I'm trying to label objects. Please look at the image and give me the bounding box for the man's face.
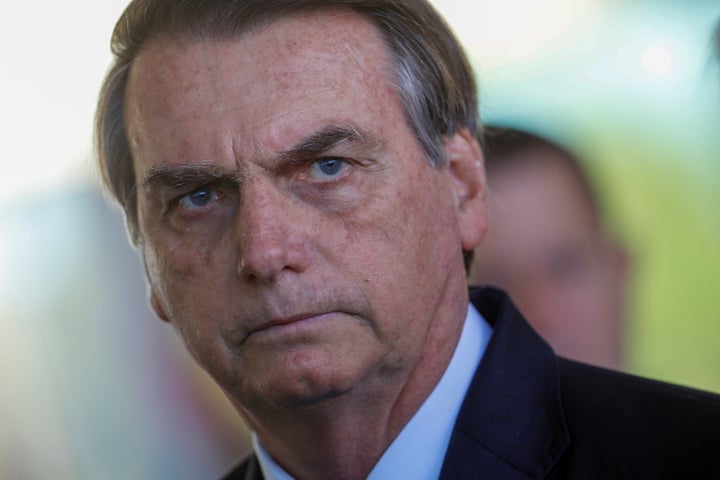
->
[125,12,484,412]
[470,153,627,369]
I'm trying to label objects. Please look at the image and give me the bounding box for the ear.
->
[150,288,171,323]
[445,128,488,251]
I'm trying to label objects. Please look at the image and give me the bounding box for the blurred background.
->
[1,0,719,478]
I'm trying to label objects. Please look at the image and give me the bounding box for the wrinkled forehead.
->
[133,8,394,77]
[127,9,396,113]
[124,9,405,166]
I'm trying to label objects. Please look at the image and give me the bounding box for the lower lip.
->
[252,313,335,340]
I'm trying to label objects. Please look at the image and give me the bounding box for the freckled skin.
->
[125,10,487,479]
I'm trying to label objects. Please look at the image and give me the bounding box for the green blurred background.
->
[1,1,719,479]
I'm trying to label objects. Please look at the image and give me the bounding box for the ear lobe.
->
[150,289,171,323]
[445,128,488,251]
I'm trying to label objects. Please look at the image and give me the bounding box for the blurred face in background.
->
[470,148,628,369]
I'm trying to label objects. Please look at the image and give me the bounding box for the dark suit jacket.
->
[223,287,720,479]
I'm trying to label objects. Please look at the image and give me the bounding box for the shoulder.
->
[468,287,720,478]
[555,358,720,478]
[559,358,720,413]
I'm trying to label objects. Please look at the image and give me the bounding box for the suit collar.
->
[440,287,570,479]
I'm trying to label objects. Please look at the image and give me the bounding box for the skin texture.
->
[469,151,628,369]
[125,11,487,479]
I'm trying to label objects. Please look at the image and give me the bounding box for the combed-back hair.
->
[95,0,480,243]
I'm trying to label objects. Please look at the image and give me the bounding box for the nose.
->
[236,179,307,283]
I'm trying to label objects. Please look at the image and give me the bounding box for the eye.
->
[178,187,218,211]
[309,157,346,179]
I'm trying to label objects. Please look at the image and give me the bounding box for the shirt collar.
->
[254,304,492,480]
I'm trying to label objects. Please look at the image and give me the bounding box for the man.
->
[469,127,628,369]
[96,1,720,479]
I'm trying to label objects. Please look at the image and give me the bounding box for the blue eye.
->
[310,158,345,178]
[179,187,217,210]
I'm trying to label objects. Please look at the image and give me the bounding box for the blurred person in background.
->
[469,127,629,369]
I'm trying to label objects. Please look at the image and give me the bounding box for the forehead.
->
[125,10,399,161]
[153,10,388,78]
[489,152,599,237]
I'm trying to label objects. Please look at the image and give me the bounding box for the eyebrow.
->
[139,124,381,191]
[140,161,241,192]
[276,124,381,167]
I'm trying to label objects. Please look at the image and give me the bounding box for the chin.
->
[233,348,362,410]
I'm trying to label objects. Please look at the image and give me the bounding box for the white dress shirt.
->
[253,304,492,480]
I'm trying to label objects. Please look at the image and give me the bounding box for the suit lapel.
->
[440,288,570,480]
[244,455,264,480]
[221,454,264,480]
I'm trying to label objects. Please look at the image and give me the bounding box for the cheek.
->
[339,171,459,309]
[143,237,237,372]
[142,228,235,324]
[145,236,201,299]
[396,175,458,263]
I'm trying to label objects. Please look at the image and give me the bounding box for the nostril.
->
[237,243,288,283]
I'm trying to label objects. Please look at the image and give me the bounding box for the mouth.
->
[242,311,335,343]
